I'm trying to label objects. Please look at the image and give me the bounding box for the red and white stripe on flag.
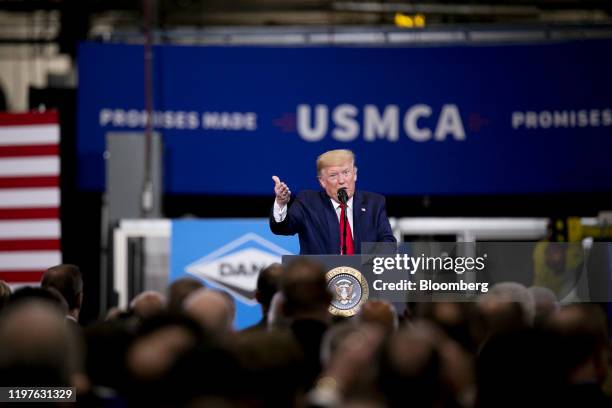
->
[0,111,61,287]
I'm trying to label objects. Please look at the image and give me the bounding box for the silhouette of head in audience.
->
[281,258,332,321]
[256,263,284,319]
[357,300,398,334]
[0,299,84,386]
[184,289,234,335]
[167,277,205,314]
[130,290,166,319]
[42,263,84,322]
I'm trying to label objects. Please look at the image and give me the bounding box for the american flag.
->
[0,112,61,287]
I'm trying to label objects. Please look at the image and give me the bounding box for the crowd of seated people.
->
[0,259,611,407]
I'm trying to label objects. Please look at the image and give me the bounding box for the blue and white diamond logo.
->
[185,233,292,304]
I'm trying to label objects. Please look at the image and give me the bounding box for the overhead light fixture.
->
[394,13,426,28]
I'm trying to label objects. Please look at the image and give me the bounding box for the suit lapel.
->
[320,191,341,254]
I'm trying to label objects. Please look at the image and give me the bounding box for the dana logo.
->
[296,103,466,142]
[185,233,292,304]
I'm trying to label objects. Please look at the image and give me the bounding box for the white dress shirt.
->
[273,196,354,238]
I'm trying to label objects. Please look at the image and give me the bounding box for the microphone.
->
[337,188,348,204]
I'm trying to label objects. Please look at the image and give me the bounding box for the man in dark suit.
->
[270,149,396,255]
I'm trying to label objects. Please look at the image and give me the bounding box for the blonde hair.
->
[316,149,355,176]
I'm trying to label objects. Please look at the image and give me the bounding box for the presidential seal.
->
[326,266,369,317]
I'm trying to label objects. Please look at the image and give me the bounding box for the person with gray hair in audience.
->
[130,291,166,319]
[479,281,536,326]
[183,289,234,335]
[528,286,559,326]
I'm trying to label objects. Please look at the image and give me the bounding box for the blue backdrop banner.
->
[78,40,612,195]
[170,219,299,330]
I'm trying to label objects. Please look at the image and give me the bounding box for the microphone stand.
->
[342,204,347,255]
[338,188,348,255]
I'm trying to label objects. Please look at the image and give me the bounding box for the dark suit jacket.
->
[270,190,396,254]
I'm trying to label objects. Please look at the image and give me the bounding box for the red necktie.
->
[339,203,354,255]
